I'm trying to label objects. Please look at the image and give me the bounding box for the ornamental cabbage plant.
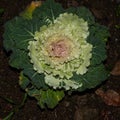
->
[3,0,110,109]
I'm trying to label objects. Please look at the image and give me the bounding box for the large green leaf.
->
[3,16,45,51]
[87,23,110,65]
[88,23,110,44]
[26,88,65,109]
[72,64,109,92]
[9,49,30,69]
[3,17,32,51]
[66,7,95,24]
[23,67,48,89]
[33,0,64,24]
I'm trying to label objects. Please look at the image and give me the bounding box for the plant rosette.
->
[3,0,110,109]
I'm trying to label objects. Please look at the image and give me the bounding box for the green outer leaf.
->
[33,0,64,24]
[3,16,45,51]
[3,11,49,89]
[3,17,19,51]
[72,64,109,92]
[87,23,110,65]
[26,88,65,109]
[9,49,30,69]
[3,17,31,51]
[66,6,95,24]
[88,23,110,43]
[3,17,48,89]
[23,67,48,89]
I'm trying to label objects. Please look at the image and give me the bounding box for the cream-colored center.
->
[49,40,69,58]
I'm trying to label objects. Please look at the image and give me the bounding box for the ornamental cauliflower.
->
[28,13,93,90]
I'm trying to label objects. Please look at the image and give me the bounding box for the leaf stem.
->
[2,93,28,120]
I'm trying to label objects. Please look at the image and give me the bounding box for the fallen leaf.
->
[95,89,120,106]
[111,60,120,76]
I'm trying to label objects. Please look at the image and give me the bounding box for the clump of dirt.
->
[0,0,120,120]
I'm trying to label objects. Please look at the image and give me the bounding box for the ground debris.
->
[74,107,99,120]
[91,8,104,19]
[111,60,120,76]
[95,89,120,106]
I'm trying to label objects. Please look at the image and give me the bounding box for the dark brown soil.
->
[0,0,120,120]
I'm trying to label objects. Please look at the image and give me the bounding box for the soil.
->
[0,0,120,120]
